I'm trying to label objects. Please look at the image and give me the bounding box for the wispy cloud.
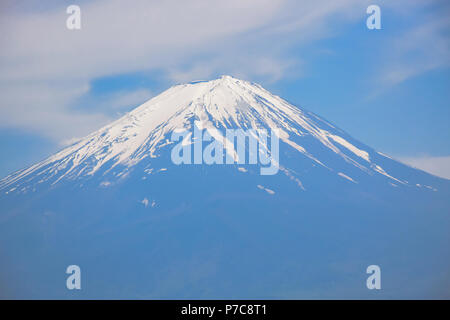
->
[0,81,111,140]
[375,0,450,87]
[3,0,446,143]
[398,155,450,180]
[167,54,299,84]
[85,88,153,113]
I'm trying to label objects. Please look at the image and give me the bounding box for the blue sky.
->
[0,0,449,178]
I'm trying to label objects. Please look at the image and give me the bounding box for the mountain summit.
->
[0,76,441,192]
[0,76,449,299]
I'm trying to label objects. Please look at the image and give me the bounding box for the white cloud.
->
[379,6,450,86]
[1,0,292,141]
[93,89,153,111]
[0,0,285,82]
[0,81,111,141]
[166,54,299,84]
[398,156,450,180]
[4,0,441,143]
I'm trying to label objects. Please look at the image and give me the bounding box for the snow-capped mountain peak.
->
[0,76,440,194]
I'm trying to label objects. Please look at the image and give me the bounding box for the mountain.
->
[0,75,449,299]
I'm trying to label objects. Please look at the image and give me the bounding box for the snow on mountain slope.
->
[0,75,439,194]
[1,76,449,300]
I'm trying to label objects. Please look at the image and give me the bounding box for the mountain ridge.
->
[1,75,444,195]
